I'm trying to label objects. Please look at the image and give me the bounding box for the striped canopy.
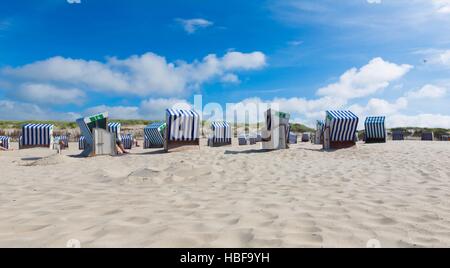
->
[107,122,121,141]
[166,109,200,141]
[0,136,11,149]
[22,123,54,146]
[325,111,359,142]
[211,121,232,144]
[364,116,386,139]
[144,122,166,147]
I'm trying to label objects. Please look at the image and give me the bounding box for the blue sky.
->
[0,0,449,128]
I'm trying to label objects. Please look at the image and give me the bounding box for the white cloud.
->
[0,100,80,121]
[389,113,450,128]
[367,0,382,4]
[176,18,213,34]
[139,98,192,120]
[349,97,408,116]
[317,57,412,100]
[406,84,447,99]
[1,51,267,98]
[82,98,192,120]
[439,50,450,65]
[67,0,81,3]
[222,51,267,70]
[221,73,240,83]
[83,105,140,120]
[14,83,86,105]
[433,0,450,14]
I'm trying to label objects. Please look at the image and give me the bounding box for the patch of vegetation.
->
[289,123,315,133]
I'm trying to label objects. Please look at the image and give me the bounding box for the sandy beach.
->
[0,140,449,248]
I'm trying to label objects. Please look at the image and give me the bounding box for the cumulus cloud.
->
[1,51,267,98]
[406,84,447,99]
[176,18,213,34]
[367,0,382,4]
[389,113,450,128]
[139,98,192,120]
[317,57,412,100]
[14,83,86,106]
[0,100,80,121]
[433,0,450,14]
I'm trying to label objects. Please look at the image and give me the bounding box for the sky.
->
[0,0,449,128]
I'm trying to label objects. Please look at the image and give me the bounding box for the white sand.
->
[0,140,449,248]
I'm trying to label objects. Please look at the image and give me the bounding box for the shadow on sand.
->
[224,149,273,155]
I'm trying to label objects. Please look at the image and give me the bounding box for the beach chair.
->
[364,116,386,143]
[288,132,298,144]
[0,136,11,150]
[392,130,404,141]
[238,134,248,145]
[323,110,359,150]
[20,124,54,149]
[144,122,166,149]
[314,120,324,144]
[121,134,133,149]
[301,133,310,142]
[108,122,121,142]
[421,132,434,141]
[76,112,116,157]
[208,122,232,147]
[261,109,290,150]
[164,109,200,152]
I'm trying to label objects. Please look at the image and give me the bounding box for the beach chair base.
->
[330,141,356,149]
[365,138,386,143]
[164,140,200,152]
[208,139,231,147]
[19,145,51,150]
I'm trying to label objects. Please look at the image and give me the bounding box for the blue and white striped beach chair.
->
[20,123,54,149]
[324,110,359,149]
[314,120,324,144]
[144,122,166,149]
[238,134,247,145]
[421,132,434,141]
[288,132,298,144]
[364,116,386,143]
[208,121,232,147]
[121,134,133,149]
[0,136,11,149]
[108,122,121,142]
[392,130,404,140]
[165,109,200,152]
